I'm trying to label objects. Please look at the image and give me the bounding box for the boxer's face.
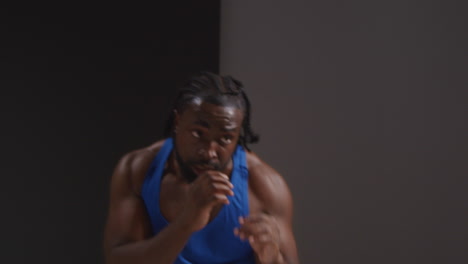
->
[173,98,244,182]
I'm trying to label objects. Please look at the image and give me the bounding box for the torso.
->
[130,139,265,224]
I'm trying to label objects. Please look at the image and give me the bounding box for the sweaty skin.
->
[103,101,299,264]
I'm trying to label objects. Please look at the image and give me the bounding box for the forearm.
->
[106,221,192,264]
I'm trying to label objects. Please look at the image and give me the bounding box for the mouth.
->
[191,165,216,175]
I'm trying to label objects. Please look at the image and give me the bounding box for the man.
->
[103,72,299,264]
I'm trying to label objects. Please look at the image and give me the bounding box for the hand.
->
[234,214,284,264]
[176,171,234,232]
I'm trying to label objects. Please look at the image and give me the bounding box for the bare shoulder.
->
[246,151,293,219]
[104,140,167,252]
[112,139,167,196]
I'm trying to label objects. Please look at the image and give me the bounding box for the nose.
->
[198,140,218,160]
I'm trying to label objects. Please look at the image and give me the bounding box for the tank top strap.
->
[234,144,248,171]
[141,138,174,232]
[229,144,250,216]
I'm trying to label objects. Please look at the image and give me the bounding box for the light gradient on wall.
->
[220,1,468,263]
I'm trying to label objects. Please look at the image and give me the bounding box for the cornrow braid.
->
[164,71,260,150]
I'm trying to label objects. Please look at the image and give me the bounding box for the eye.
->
[220,135,233,145]
[191,130,202,138]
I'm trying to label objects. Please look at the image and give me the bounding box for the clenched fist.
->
[176,171,234,232]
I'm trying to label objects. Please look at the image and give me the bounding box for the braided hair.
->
[164,72,259,150]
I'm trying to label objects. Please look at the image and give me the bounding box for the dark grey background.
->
[1,2,219,263]
[221,0,467,263]
[2,1,467,264]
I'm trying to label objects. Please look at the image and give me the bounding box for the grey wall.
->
[220,1,467,263]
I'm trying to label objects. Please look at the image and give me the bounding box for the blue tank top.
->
[141,138,255,264]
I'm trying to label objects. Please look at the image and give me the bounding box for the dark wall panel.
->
[1,3,219,264]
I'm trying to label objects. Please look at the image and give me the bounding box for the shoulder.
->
[245,151,293,218]
[111,139,167,196]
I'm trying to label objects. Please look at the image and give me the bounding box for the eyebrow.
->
[194,119,210,128]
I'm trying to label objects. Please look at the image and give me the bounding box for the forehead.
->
[180,100,243,128]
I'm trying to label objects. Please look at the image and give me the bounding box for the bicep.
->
[103,155,152,256]
[254,164,299,263]
[104,195,152,248]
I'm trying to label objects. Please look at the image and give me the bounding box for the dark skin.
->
[103,100,299,264]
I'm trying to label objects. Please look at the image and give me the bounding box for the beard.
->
[173,148,223,183]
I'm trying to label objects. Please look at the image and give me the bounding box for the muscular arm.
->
[103,151,191,264]
[248,154,300,264]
